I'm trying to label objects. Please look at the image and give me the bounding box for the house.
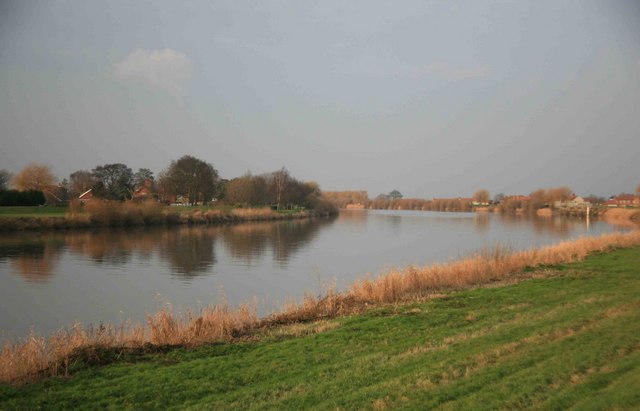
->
[133,179,154,201]
[554,196,591,209]
[78,189,93,203]
[604,195,640,207]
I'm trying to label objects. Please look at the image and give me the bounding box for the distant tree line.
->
[321,186,617,214]
[224,168,331,211]
[0,155,335,213]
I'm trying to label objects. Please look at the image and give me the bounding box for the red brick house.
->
[604,195,640,207]
[133,179,155,201]
[78,189,93,203]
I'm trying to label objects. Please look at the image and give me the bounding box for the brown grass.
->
[0,203,325,232]
[1,230,640,384]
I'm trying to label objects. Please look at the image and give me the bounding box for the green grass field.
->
[1,247,639,410]
[0,206,68,218]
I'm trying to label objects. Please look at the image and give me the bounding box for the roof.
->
[78,189,92,200]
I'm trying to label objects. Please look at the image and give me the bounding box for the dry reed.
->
[2,230,640,384]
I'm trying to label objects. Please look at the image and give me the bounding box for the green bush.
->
[0,190,46,206]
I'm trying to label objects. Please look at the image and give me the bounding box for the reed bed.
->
[0,202,326,232]
[2,230,640,384]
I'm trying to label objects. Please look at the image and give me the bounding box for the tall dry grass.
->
[83,200,166,226]
[2,230,640,384]
[1,202,323,232]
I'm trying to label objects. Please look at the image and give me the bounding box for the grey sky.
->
[1,0,639,198]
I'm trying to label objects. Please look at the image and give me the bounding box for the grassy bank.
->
[0,201,336,231]
[2,244,640,409]
[0,206,68,218]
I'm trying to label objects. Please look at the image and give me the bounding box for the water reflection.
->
[159,227,217,279]
[270,219,332,264]
[219,218,334,266]
[65,230,154,264]
[0,217,336,283]
[496,214,585,236]
[473,213,490,233]
[0,211,629,340]
[0,213,623,287]
[0,235,64,283]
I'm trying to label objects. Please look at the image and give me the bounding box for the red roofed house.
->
[133,179,155,201]
[604,195,640,207]
[78,189,93,203]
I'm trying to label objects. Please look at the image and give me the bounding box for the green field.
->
[0,206,68,218]
[1,247,639,410]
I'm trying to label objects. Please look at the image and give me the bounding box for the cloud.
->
[113,49,193,99]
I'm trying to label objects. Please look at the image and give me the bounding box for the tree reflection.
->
[0,235,64,283]
[496,214,581,236]
[65,228,163,263]
[219,223,269,264]
[158,227,217,279]
[473,213,490,233]
[220,218,335,266]
[270,219,330,264]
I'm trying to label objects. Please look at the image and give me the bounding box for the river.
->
[0,210,627,339]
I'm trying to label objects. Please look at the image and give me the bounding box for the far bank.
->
[0,201,338,232]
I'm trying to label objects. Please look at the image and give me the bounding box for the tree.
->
[69,170,94,197]
[0,169,12,191]
[473,189,490,204]
[584,194,605,205]
[267,167,291,210]
[546,186,573,202]
[530,188,547,210]
[225,173,268,206]
[493,193,505,204]
[162,155,218,205]
[133,168,154,188]
[91,163,134,200]
[12,164,56,192]
[388,190,403,200]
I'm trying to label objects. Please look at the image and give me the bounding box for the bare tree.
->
[270,167,291,210]
[69,170,94,196]
[473,189,490,204]
[12,164,56,192]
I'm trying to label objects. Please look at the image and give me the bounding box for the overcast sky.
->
[1,0,639,198]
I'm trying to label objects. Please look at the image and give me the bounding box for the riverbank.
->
[0,202,337,232]
[2,242,640,409]
[1,230,639,387]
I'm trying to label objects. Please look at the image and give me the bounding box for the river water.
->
[0,210,626,339]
